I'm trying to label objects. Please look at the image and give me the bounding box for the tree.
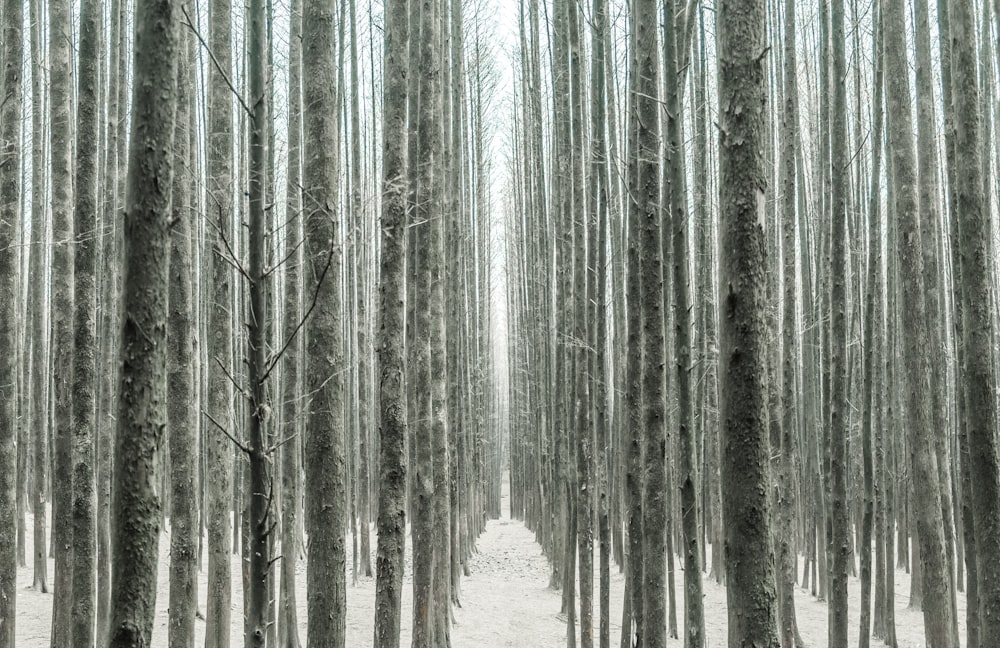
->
[108,0,178,643]
[167,16,198,648]
[70,0,101,643]
[374,0,409,643]
[50,0,77,640]
[279,0,304,645]
[948,0,1000,640]
[0,0,23,638]
[204,0,236,641]
[302,0,347,644]
[716,0,781,644]
[882,0,955,643]
[827,0,850,644]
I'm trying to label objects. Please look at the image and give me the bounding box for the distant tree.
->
[108,0,178,643]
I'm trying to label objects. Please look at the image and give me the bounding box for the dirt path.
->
[14,498,962,647]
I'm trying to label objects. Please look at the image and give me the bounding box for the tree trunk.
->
[716,0,781,644]
[108,0,178,643]
[167,20,198,648]
[882,0,956,644]
[49,0,76,640]
[70,0,101,643]
[205,0,236,641]
[828,0,850,645]
[303,0,347,643]
[373,0,409,643]
[948,0,1000,640]
[631,0,665,645]
[279,0,304,645]
[0,0,23,638]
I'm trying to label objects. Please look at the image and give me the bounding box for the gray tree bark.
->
[0,0,23,639]
[302,0,347,644]
[947,0,1000,640]
[70,0,101,643]
[882,0,955,644]
[716,0,781,644]
[205,0,235,641]
[373,0,409,644]
[108,0,178,644]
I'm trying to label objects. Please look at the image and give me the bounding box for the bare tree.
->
[108,0,178,643]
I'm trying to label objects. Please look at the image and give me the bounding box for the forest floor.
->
[14,486,962,647]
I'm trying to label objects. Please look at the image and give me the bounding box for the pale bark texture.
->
[716,0,781,645]
[108,0,178,644]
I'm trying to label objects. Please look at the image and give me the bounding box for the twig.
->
[203,409,250,455]
[181,5,253,118]
[259,242,335,384]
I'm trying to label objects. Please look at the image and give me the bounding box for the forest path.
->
[14,492,964,647]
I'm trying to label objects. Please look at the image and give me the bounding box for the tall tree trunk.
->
[882,0,956,644]
[717,0,781,644]
[167,19,198,648]
[373,0,409,643]
[624,1,647,640]
[664,1,703,644]
[303,0,347,644]
[28,0,49,597]
[778,0,803,643]
[279,0,304,645]
[0,0,23,638]
[632,0,665,644]
[108,0,178,643]
[828,0,850,645]
[50,0,77,640]
[205,0,236,640]
[70,0,101,644]
[948,0,1000,640]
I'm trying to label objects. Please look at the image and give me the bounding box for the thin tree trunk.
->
[279,0,304,645]
[49,0,76,639]
[0,0,23,637]
[205,0,236,640]
[70,0,101,643]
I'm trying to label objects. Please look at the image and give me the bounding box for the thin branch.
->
[203,409,251,455]
[181,5,253,118]
[259,241,335,384]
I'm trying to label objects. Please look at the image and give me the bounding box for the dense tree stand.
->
[0,1,998,648]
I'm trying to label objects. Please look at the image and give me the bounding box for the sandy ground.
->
[14,487,962,647]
